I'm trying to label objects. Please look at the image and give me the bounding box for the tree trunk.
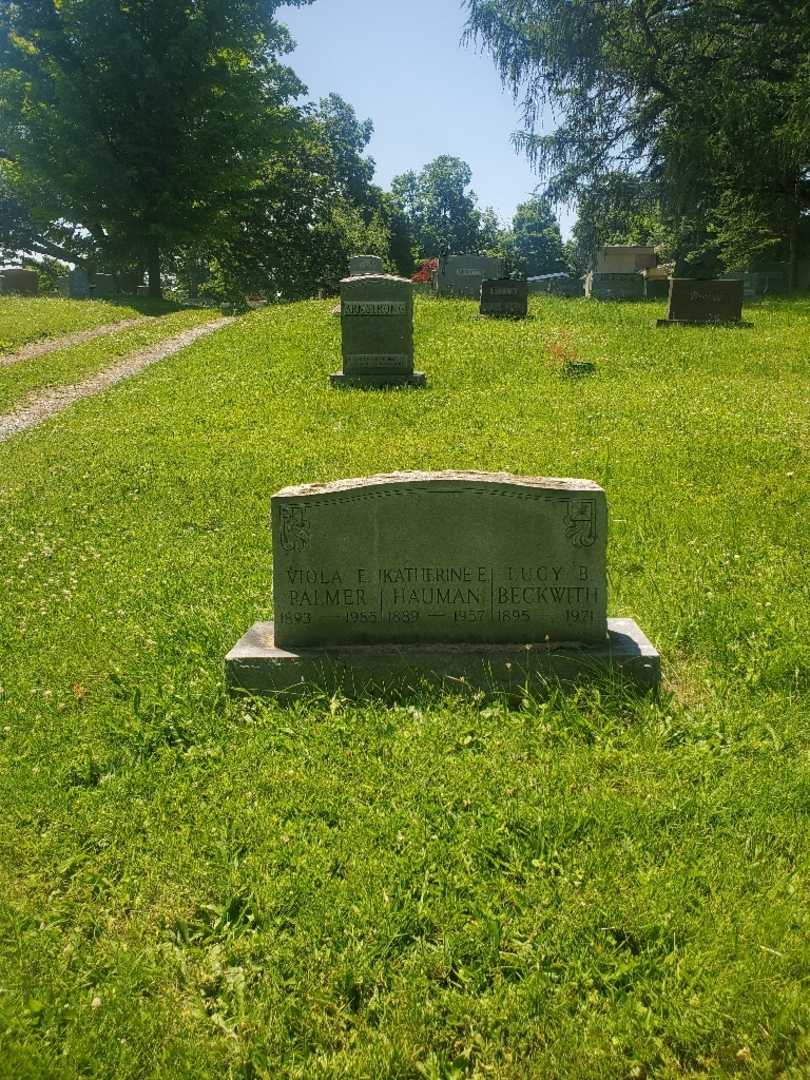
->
[147,241,162,299]
[788,207,799,294]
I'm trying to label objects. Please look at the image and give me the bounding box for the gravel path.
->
[0,318,232,442]
[0,317,148,368]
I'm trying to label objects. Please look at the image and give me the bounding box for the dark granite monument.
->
[435,255,504,298]
[0,268,38,296]
[658,278,745,326]
[92,274,117,298]
[480,279,529,318]
[585,272,645,300]
[528,274,583,298]
[226,471,660,694]
[330,274,426,388]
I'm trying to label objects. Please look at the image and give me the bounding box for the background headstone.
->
[659,278,745,324]
[596,246,657,274]
[92,273,117,298]
[585,272,645,300]
[480,279,528,317]
[642,266,671,299]
[528,274,583,297]
[331,274,426,388]
[436,255,504,298]
[68,268,90,299]
[0,268,39,296]
[349,255,385,277]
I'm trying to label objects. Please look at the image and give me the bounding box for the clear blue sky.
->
[277,0,574,237]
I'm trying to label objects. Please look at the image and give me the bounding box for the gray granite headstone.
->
[528,274,583,298]
[92,273,117,298]
[596,246,657,274]
[436,255,504,298]
[271,473,608,649]
[349,255,385,277]
[642,268,670,300]
[0,268,38,295]
[331,274,426,388]
[480,279,529,317]
[585,272,644,300]
[225,471,661,693]
[659,279,745,325]
[69,269,90,299]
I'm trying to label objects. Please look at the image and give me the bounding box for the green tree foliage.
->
[509,194,568,276]
[464,0,810,283]
[196,95,400,301]
[0,0,313,295]
[391,156,498,258]
[567,173,668,272]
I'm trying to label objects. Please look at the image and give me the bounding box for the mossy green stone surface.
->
[271,472,607,649]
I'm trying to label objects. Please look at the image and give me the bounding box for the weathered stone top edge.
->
[274,472,604,499]
[340,274,413,285]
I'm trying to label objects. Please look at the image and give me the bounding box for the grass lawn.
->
[0,307,221,413]
[0,297,183,355]
[0,295,808,1079]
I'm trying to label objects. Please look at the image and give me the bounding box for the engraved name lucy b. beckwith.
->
[271,472,608,649]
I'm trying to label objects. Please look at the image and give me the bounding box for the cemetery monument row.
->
[331,274,427,389]
[480,279,529,318]
[434,255,504,298]
[658,278,746,326]
[226,471,660,694]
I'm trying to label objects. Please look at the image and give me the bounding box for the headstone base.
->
[330,372,427,389]
[225,618,660,696]
[656,318,753,328]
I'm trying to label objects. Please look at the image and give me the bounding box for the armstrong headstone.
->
[658,278,745,326]
[435,255,504,298]
[349,255,385,277]
[480,279,529,318]
[226,471,660,693]
[330,274,426,388]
